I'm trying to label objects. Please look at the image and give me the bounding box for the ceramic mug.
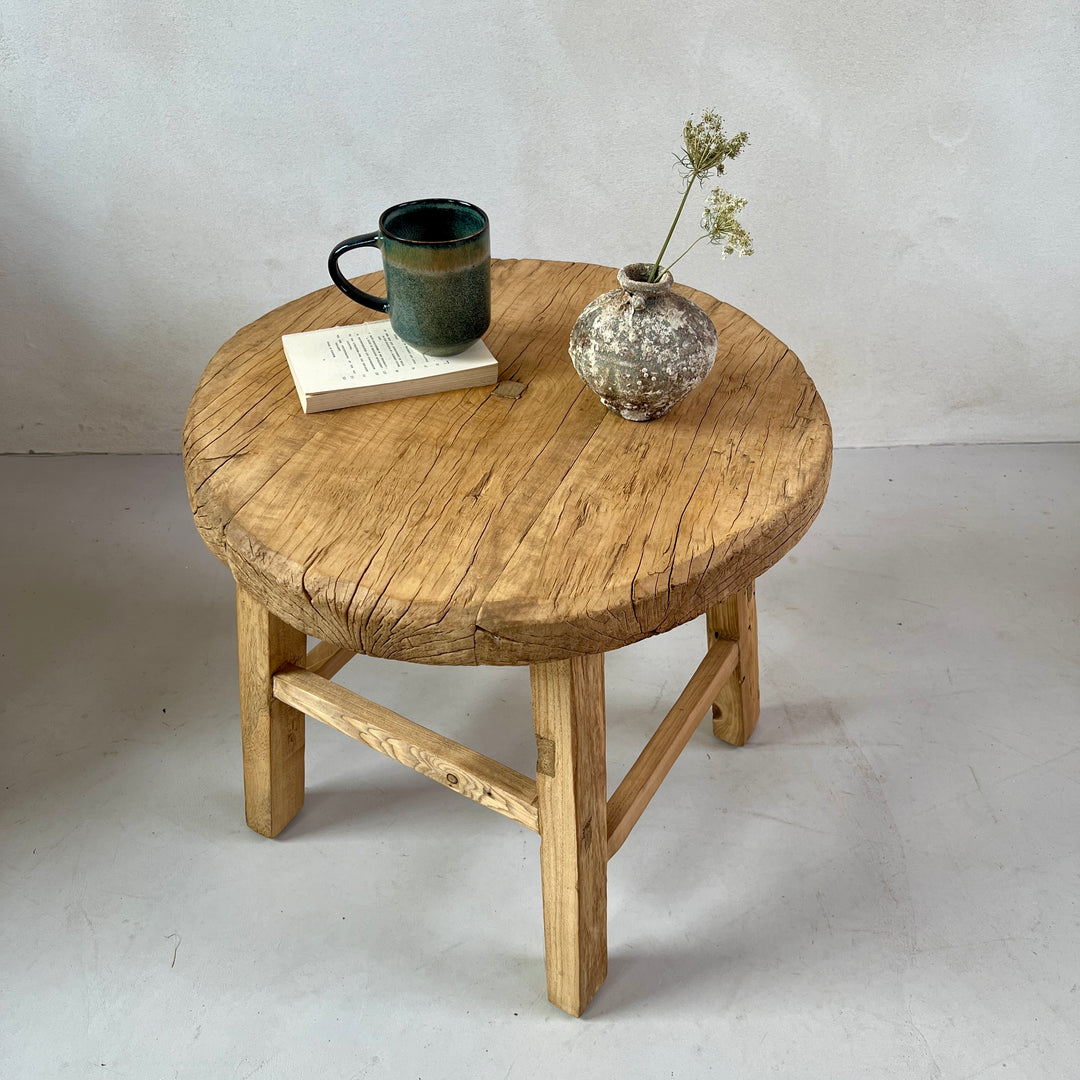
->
[328,198,491,356]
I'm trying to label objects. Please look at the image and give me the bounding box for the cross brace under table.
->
[236,582,760,1017]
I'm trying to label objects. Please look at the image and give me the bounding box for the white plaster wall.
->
[2,0,1077,452]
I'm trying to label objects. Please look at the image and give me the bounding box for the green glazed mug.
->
[328,198,491,356]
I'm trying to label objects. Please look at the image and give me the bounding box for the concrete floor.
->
[1,444,1077,1079]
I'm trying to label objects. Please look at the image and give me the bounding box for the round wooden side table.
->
[183,258,832,1016]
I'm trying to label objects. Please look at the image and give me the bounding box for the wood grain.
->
[273,665,539,831]
[236,585,307,837]
[707,584,760,745]
[183,260,832,667]
[606,639,738,857]
[530,654,607,1017]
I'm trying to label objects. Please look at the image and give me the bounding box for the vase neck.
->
[618,263,673,294]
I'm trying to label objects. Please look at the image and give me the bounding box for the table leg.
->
[706,583,760,746]
[529,653,607,1017]
[236,585,307,837]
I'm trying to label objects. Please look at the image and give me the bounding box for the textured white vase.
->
[568,263,719,421]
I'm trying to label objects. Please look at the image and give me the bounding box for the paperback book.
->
[281,320,498,413]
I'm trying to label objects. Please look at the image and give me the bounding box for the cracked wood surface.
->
[183,259,832,666]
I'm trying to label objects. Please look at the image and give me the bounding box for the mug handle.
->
[328,232,389,312]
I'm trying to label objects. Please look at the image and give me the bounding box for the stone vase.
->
[568,262,719,421]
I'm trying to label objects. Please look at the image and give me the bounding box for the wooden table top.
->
[183,259,832,665]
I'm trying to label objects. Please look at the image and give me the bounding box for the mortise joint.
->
[536,735,556,777]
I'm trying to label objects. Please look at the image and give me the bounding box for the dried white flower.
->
[647,111,753,282]
[680,110,750,179]
[701,188,754,257]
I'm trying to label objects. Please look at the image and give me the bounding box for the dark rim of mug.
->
[378,199,489,246]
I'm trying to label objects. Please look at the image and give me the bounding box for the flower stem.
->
[649,170,699,282]
[661,233,710,277]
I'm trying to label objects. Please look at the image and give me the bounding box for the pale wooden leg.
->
[706,583,760,746]
[529,653,607,1017]
[236,585,307,837]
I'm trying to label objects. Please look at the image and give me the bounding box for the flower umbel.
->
[680,110,750,179]
[647,111,753,282]
[702,189,754,257]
